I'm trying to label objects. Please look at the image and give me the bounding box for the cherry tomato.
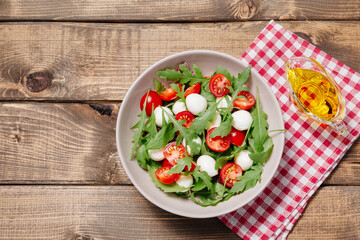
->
[233,91,255,110]
[184,82,201,97]
[159,84,181,101]
[220,163,242,188]
[229,127,246,146]
[209,74,231,97]
[175,111,195,128]
[155,166,180,184]
[140,91,163,116]
[162,159,173,168]
[206,128,231,152]
[163,142,186,166]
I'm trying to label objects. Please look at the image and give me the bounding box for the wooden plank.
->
[0,0,359,21]
[0,102,358,185]
[288,186,360,239]
[0,21,360,101]
[0,185,358,239]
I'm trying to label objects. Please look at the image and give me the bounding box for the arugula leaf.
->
[231,66,251,102]
[146,121,175,150]
[153,78,165,94]
[170,83,185,102]
[167,156,193,174]
[214,65,233,81]
[210,114,233,138]
[143,107,157,138]
[190,64,204,85]
[215,145,245,169]
[230,164,263,194]
[130,91,150,158]
[200,80,216,102]
[156,69,183,81]
[136,145,148,170]
[250,91,269,152]
[191,179,207,191]
[192,170,214,194]
[249,135,273,164]
[191,101,219,133]
[148,166,187,193]
[156,64,205,85]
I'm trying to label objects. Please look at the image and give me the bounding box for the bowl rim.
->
[116,49,285,218]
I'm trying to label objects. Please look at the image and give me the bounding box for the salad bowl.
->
[116,50,285,218]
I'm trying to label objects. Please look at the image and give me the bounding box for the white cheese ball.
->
[232,110,253,131]
[176,174,193,189]
[186,93,207,115]
[234,150,253,171]
[197,155,218,177]
[216,95,232,109]
[172,100,186,115]
[182,137,202,156]
[148,148,165,161]
[207,111,221,131]
[154,106,173,127]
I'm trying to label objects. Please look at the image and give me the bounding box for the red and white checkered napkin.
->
[218,20,360,240]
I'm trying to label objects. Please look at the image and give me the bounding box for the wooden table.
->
[0,1,359,239]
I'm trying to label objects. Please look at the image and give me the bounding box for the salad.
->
[130,63,274,206]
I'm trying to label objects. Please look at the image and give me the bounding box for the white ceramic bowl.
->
[116,50,285,218]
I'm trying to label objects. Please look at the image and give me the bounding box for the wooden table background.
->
[0,1,359,239]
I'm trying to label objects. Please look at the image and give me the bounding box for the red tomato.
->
[155,166,180,184]
[161,159,173,168]
[209,74,231,97]
[175,111,195,128]
[140,91,163,116]
[229,127,246,146]
[159,84,181,101]
[233,91,255,110]
[184,82,201,97]
[220,163,242,188]
[206,128,231,152]
[163,142,186,166]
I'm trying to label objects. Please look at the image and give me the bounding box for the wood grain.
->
[0,0,359,21]
[0,185,358,239]
[0,102,358,185]
[0,21,359,101]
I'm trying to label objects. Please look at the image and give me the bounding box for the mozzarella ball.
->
[154,106,173,127]
[148,148,165,161]
[207,111,221,131]
[172,100,186,115]
[232,110,253,131]
[197,155,218,177]
[186,93,207,115]
[216,95,232,109]
[176,174,193,189]
[234,150,253,171]
[182,137,202,156]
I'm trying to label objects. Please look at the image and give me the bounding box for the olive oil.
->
[287,67,339,121]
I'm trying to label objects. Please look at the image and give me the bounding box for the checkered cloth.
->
[218,20,360,239]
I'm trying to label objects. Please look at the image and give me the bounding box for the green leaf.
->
[233,65,251,92]
[156,64,205,85]
[214,65,233,81]
[192,170,214,194]
[170,83,185,102]
[148,166,187,193]
[215,145,245,169]
[153,78,165,94]
[210,114,233,138]
[146,121,175,150]
[191,101,219,133]
[191,179,207,191]
[136,145,148,170]
[167,156,193,174]
[250,91,268,152]
[200,79,216,102]
[249,135,273,164]
[230,164,263,194]
[190,64,204,85]
[144,107,157,138]
[156,69,183,81]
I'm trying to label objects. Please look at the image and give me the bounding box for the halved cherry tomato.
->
[209,74,231,97]
[220,163,242,188]
[140,90,163,116]
[175,111,195,128]
[229,127,246,146]
[155,166,180,184]
[233,91,255,110]
[163,142,186,166]
[206,128,231,152]
[159,83,181,101]
[184,82,201,97]
[162,159,173,168]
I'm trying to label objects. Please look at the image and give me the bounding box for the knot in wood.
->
[230,0,258,20]
[25,71,52,93]
[73,234,94,240]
